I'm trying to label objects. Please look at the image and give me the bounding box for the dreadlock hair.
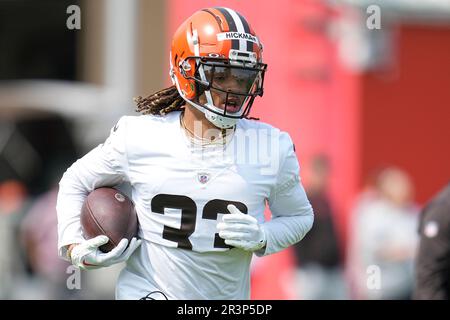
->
[134,85,260,121]
[134,85,185,116]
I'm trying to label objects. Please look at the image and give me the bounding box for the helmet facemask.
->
[179,53,267,128]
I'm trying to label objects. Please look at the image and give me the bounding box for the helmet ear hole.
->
[176,58,198,99]
[181,60,191,72]
[180,79,196,99]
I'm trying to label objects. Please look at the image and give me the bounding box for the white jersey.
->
[57,111,313,299]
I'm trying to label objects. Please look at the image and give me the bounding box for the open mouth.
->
[221,97,242,113]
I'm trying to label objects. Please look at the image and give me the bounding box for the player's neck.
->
[181,105,224,140]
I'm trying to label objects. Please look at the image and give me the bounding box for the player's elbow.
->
[305,206,314,234]
[58,162,76,186]
[58,161,87,192]
[296,204,314,242]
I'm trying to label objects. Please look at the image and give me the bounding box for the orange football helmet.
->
[170,7,267,128]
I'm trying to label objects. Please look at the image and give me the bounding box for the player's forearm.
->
[56,146,127,259]
[261,179,314,256]
[57,155,107,258]
[256,208,314,256]
[56,167,90,259]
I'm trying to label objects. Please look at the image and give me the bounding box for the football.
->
[80,187,138,253]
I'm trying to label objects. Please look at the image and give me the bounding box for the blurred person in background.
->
[18,186,73,299]
[0,180,29,299]
[348,167,418,299]
[293,155,347,299]
[413,182,450,300]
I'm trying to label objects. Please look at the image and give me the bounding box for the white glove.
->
[69,235,142,270]
[217,205,266,251]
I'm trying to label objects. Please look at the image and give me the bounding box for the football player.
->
[57,7,314,299]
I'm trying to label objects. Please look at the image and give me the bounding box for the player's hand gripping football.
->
[217,205,266,251]
[68,235,142,270]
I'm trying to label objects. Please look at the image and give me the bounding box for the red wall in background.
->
[361,25,450,204]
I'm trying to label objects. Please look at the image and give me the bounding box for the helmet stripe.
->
[214,7,239,50]
[235,12,254,52]
[224,8,248,52]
